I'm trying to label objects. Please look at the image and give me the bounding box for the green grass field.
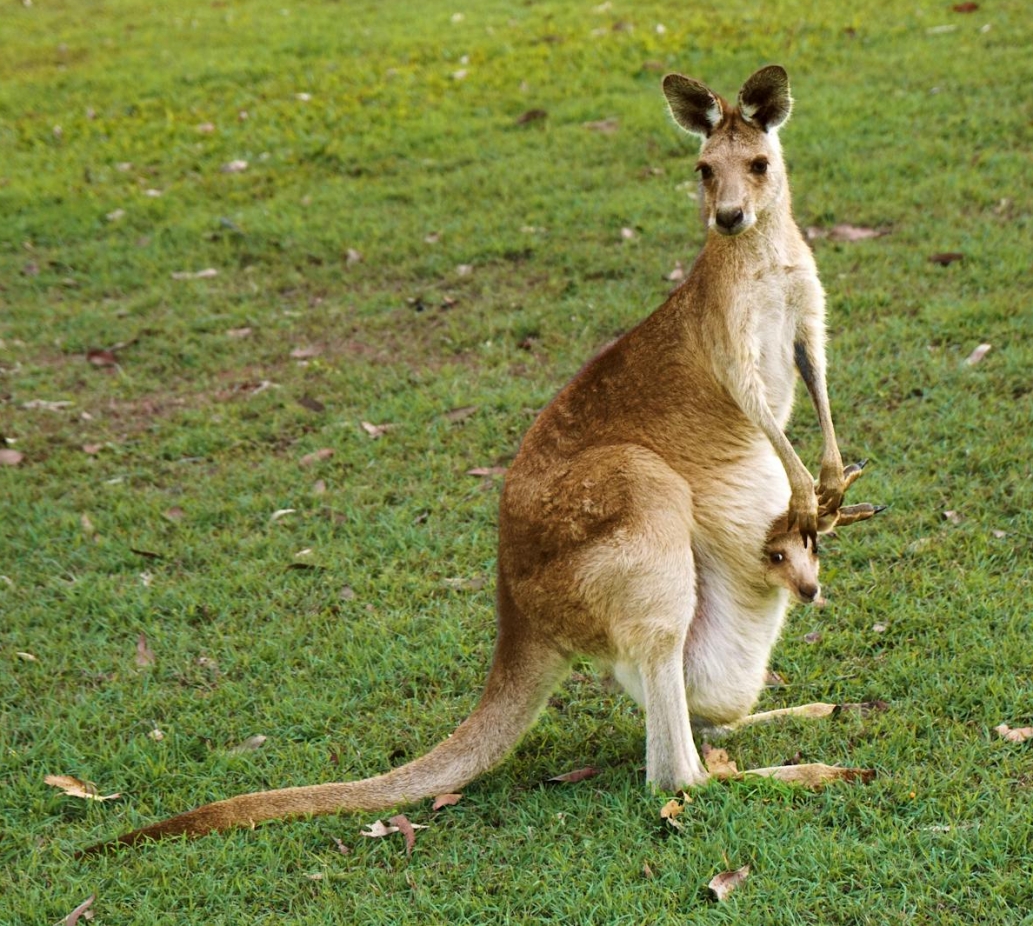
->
[2,0,1032,922]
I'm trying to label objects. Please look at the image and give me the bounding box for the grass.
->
[2,0,1032,922]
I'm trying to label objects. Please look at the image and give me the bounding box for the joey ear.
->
[737,65,792,132]
[662,73,724,138]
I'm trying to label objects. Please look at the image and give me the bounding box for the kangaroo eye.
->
[750,158,768,176]
[768,552,784,565]
[696,163,714,181]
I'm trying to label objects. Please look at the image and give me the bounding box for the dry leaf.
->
[106,208,125,222]
[149,727,165,741]
[135,632,156,667]
[548,766,599,784]
[516,109,548,125]
[389,813,418,857]
[226,327,253,339]
[424,231,441,244]
[270,508,295,521]
[952,1,979,10]
[804,631,823,644]
[86,348,118,367]
[361,421,396,439]
[0,449,24,466]
[171,268,219,280]
[21,399,74,411]
[702,745,739,779]
[444,405,478,424]
[163,506,185,522]
[63,894,96,926]
[361,818,429,840]
[744,763,876,788]
[221,159,249,173]
[443,575,487,592]
[665,263,686,282]
[660,798,685,830]
[432,793,462,810]
[965,343,991,365]
[299,448,334,467]
[228,734,267,753]
[80,514,97,538]
[733,702,838,727]
[943,509,963,524]
[361,820,398,838]
[82,443,102,455]
[16,651,39,662]
[45,774,121,801]
[929,252,964,266]
[995,723,1033,743]
[807,224,888,242]
[708,865,750,902]
[466,466,507,477]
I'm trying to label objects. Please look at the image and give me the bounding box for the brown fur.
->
[86,65,853,853]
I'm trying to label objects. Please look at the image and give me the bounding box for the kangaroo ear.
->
[737,65,792,132]
[662,73,724,138]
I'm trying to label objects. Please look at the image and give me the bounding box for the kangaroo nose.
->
[799,584,819,602]
[716,207,744,231]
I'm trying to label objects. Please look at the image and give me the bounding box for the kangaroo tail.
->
[82,628,569,853]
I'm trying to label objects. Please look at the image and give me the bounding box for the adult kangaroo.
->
[89,65,847,851]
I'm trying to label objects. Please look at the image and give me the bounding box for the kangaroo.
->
[764,462,883,605]
[88,65,852,851]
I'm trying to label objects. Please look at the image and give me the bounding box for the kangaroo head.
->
[662,65,793,237]
[763,518,822,605]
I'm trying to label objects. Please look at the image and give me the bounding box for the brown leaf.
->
[432,793,462,810]
[665,262,685,282]
[389,813,418,857]
[135,632,156,667]
[929,252,964,266]
[290,346,322,360]
[744,763,876,788]
[299,448,334,467]
[995,723,1033,743]
[803,631,823,644]
[228,734,267,753]
[82,443,102,455]
[171,268,218,280]
[443,405,478,424]
[702,745,740,779]
[63,894,96,926]
[964,343,991,366]
[807,224,889,242]
[0,449,24,466]
[221,159,249,173]
[86,348,118,368]
[943,509,963,525]
[952,2,979,11]
[708,865,750,902]
[80,513,97,538]
[442,575,487,592]
[45,774,121,801]
[295,395,326,413]
[361,421,396,439]
[163,506,185,522]
[659,797,687,830]
[548,766,599,784]
[333,837,351,855]
[516,108,548,125]
[466,466,507,477]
